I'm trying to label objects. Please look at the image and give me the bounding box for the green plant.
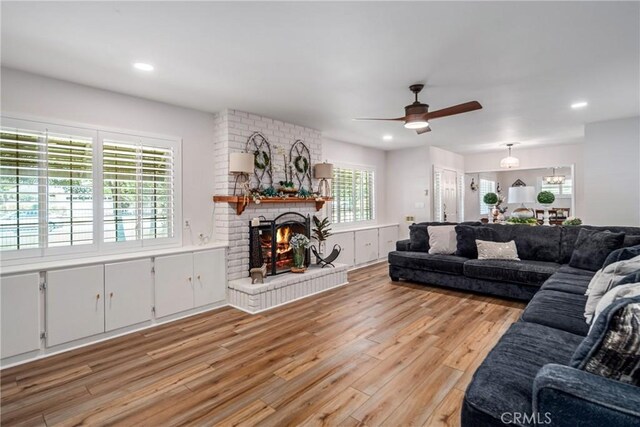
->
[562,217,583,226]
[297,188,312,198]
[312,216,332,242]
[506,217,539,225]
[537,191,556,205]
[261,186,278,197]
[483,192,499,205]
[279,180,295,189]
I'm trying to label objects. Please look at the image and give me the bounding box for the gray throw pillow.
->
[569,229,625,271]
[603,245,640,269]
[570,295,640,386]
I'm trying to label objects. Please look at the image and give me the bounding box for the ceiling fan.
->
[353,84,482,135]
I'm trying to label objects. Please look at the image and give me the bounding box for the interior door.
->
[442,169,458,222]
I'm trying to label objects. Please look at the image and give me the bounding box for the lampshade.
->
[314,162,334,179]
[229,152,254,174]
[508,186,536,204]
[500,144,520,169]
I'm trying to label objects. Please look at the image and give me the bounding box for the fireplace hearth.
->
[249,212,311,276]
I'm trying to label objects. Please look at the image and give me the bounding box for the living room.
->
[1,1,639,426]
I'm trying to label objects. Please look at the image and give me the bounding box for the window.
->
[102,137,175,244]
[539,178,573,198]
[0,125,94,253]
[479,178,496,215]
[331,166,375,224]
[0,118,180,259]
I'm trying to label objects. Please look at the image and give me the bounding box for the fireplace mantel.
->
[213,195,332,215]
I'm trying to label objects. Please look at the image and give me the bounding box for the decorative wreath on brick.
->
[254,150,270,170]
[294,155,309,174]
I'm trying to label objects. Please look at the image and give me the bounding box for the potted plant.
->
[562,217,582,226]
[289,233,310,272]
[506,217,539,226]
[312,216,332,254]
[537,191,556,226]
[483,192,499,222]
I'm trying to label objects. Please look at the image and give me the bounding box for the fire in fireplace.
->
[249,212,311,276]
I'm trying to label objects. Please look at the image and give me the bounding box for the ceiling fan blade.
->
[425,101,482,120]
[352,117,406,121]
[416,125,432,135]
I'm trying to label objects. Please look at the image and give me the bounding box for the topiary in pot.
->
[537,191,555,205]
[483,192,499,205]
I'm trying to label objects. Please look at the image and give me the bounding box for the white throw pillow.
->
[476,240,520,260]
[427,225,457,255]
[584,255,640,323]
[590,282,640,330]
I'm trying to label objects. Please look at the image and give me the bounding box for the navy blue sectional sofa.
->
[388,223,640,426]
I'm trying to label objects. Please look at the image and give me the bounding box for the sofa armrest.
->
[396,239,411,251]
[533,364,640,426]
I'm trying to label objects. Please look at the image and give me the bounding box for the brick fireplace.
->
[213,110,348,313]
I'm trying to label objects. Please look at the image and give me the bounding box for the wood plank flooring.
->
[1,262,525,427]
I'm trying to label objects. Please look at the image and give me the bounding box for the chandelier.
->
[500,144,520,169]
[543,168,565,185]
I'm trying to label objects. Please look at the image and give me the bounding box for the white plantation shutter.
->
[540,178,573,198]
[479,179,496,215]
[103,137,175,244]
[0,124,94,252]
[331,166,374,224]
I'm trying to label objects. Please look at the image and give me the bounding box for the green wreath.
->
[254,150,270,170]
[294,156,309,174]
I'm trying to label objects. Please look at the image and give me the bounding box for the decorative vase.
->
[318,240,326,256]
[292,247,306,271]
[491,207,500,223]
[541,204,552,226]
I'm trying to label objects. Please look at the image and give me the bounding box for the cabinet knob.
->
[96,294,100,299]
[197,275,201,280]
[188,276,192,282]
[110,292,114,298]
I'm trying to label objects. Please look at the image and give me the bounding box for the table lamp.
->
[314,162,333,197]
[508,186,536,218]
[230,152,254,196]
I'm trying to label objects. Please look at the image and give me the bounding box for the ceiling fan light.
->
[404,120,429,129]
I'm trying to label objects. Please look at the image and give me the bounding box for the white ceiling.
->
[1,2,639,152]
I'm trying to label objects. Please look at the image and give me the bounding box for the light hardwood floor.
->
[1,262,525,427]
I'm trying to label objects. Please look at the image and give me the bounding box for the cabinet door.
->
[105,259,152,332]
[1,273,41,358]
[378,226,400,259]
[355,229,379,265]
[47,265,104,347]
[193,249,226,307]
[154,253,194,318]
[327,232,355,267]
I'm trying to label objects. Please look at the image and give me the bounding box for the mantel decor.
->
[213,195,332,215]
[246,132,273,189]
[290,140,312,191]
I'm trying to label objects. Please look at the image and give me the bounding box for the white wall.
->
[1,68,217,245]
[464,143,585,219]
[322,138,388,224]
[584,116,640,226]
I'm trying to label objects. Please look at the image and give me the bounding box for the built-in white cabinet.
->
[355,229,379,265]
[155,249,226,318]
[105,259,152,332]
[327,224,399,269]
[328,232,356,267]
[155,253,195,318]
[193,249,226,307]
[47,265,105,347]
[1,273,41,358]
[378,226,399,259]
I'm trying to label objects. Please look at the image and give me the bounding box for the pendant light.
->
[500,143,520,169]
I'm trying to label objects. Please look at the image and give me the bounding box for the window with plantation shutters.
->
[331,166,375,224]
[0,116,181,260]
[0,124,94,253]
[479,178,496,215]
[103,138,175,244]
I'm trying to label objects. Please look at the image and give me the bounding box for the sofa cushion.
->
[455,225,499,258]
[569,229,625,272]
[604,245,640,268]
[571,295,640,386]
[388,251,468,275]
[485,224,562,263]
[540,272,592,295]
[560,225,640,264]
[624,234,640,247]
[555,264,596,278]
[464,322,584,427]
[521,290,590,336]
[409,222,456,252]
[463,259,560,286]
[395,239,411,251]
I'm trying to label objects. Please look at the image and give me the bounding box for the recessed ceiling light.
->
[382,135,393,141]
[133,62,154,72]
[571,101,588,109]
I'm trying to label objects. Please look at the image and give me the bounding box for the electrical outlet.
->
[405,215,415,222]
[184,219,191,228]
